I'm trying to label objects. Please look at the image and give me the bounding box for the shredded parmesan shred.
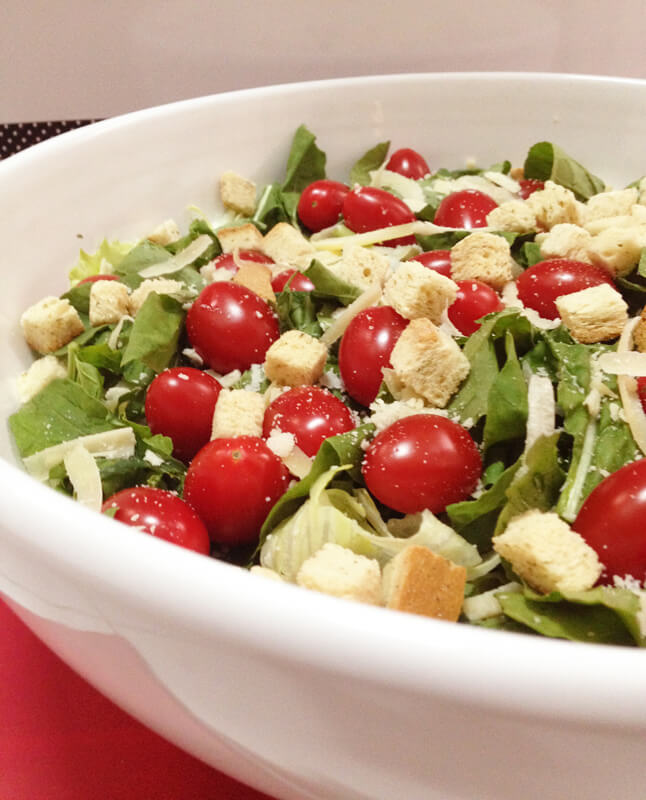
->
[615,317,646,455]
[63,444,103,511]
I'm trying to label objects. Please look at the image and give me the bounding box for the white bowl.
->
[2,73,646,800]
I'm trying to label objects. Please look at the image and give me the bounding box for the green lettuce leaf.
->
[303,259,361,306]
[282,124,327,193]
[482,330,528,450]
[68,239,134,285]
[523,142,605,201]
[121,293,184,373]
[349,141,390,186]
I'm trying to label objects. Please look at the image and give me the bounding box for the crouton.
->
[219,171,257,216]
[537,223,593,263]
[382,545,466,621]
[486,200,537,234]
[583,188,639,223]
[332,245,390,291]
[250,565,284,581]
[263,330,328,387]
[128,279,185,315]
[389,318,470,407]
[261,222,315,269]
[216,223,265,254]
[449,232,514,291]
[586,226,645,277]
[21,296,84,354]
[296,543,382,605]
[633,306,646,353]
[232,261,275,304]
[555,284,627,344]
[147,219,181,246]
[382,260,458,323]
[211,388,265,438]
[16,355,67,402]
[89,280,130,326]
[493,510,602,593]
[526,180,583,230]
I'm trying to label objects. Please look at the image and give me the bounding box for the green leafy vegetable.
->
[523,142,605,201]
[121,293,184,374]
[68,239,134,285]
[349,141,390,186]
[281,124,327,193]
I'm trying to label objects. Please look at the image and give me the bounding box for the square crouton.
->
[586,226,645,278]
[296,543,382,605]
[493,510,602,593]
[147,219,181,246]
[537,223,593,262]
[449,232,514,290]
[486,200,537,234]
[389,318,470,407]
[216,223,264,254]
[89,280,130,326]
[220,171,257,216]
[526,180,584,230]
[554,284,628,343]
[232,261,275,304]
[16,355,67,402]
[583,188,639,224]
[382,546,466,621]
[128,279,185,315]
[382,260,458,323]
[20,296,85,354]
[211,388,265,439]
[261,222,315,269]
[263,330,328,386]
[332,245,391,291]
[633,305,646,353]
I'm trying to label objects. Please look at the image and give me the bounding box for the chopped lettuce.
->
[68,239,134,285]
[523,141,605,201]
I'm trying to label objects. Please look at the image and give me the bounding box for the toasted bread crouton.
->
[128,278,185,315]
[583,188,639,224]
[89,280,130,326]
[332,245,390,291]
[633,306,646,353]
[232,261,275,304]
[217,223,265,254]
[382,545,466,621]
[537,223,593,262]
[486,200,537,234]
[389,318,470,407]
[449,232,514,290]
[555,284,627,344]
[220,171,257,216]
[383,260,458,323]
[250,565,284,581]
[21,296,84,354]
[211,388,265,438]
[261,222,315,269]
[493,510,602,593]
[147,219,181,246]
[263,330,328,387]
[586,226,646,278]
[296,543,381,605]
[16,355,67,402]
[526,180,583,230]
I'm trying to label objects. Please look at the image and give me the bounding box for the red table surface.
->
[0,599,275,800]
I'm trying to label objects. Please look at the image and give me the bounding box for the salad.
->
[10,126,646,647]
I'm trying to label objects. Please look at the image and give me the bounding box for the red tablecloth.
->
[0,599,274,800]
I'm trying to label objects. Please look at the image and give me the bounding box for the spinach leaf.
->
[349,141,390,186]
[523,142,605,201]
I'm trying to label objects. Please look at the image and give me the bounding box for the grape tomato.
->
[409,250,452,278]
[433,189,498,229]
[385,147,430,180]
[271,269,315,293]
[297,179,350,232]
[342,186,416,246]
[448,280,504,336]
[209,250,274,273]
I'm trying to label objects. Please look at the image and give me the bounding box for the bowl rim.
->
[3,70,646,729]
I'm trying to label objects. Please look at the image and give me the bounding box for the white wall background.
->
[2,0,645,122]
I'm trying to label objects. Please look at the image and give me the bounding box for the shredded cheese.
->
[319,284,382,347]
[63,444,103,511]
[311,221,489,252]
[616,317,646,455]
[138,234,212,278]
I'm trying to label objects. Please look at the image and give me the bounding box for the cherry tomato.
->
[385,148,430,180]
[572,459,646,583]
[362,414,482,514]
[518,178,545,199]
[433,189,498,229]
[209,250,274,273]
[263,386,355,457]
[271,269,315,293]
[186,282,279,373]
[338,306,408,406]
[342,186,416,247]
[409,250,452,278]
[103,487,210,555]
[144,367,222,462]
[297,179,350,232]
[78,274,120,285]
[515,258,614,320]
[448,280,504,336]
[184,436,290,545]
[637,377,646,413]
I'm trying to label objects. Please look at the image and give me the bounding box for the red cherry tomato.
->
[209,250,274,273]
[409,250,452,278]
[263,386,355,457]
[433,190,498,229]
[342,186,416,247]
[572,459,646,583]
[362,414,482,514]
[78,274,120,285]
[184,436,290,545]
[144,367,222,462]
[271,269,315,293]
[637,377,646,413]
[186,282,279,373]
[297,180,350,232]
[515,258,614,320]
[338,306,408,406]
[518,178,545,199]
[103,487,210,555]
[448,280,504,336]
[385,148,431,180]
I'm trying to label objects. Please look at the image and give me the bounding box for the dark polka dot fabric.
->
[0,120,102,159]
